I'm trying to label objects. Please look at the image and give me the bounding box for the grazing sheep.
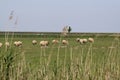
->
[88,37,94,43]
[32,40,37,45]
[18,41,22,46]
[62,40,68,45]
[76,38,87,44]
[79,39,84,44]
[44,41,49,46]
[5,42,10,48]
[0,42,3,48]
[40,41,45,46]
[14,41,18,46]
[76,38,80,42]
[83,38,87,43]
[40,40,49,47]
[52,39,59,44]
[14,41,22,47]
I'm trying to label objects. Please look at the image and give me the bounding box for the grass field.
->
[0,33,120,80]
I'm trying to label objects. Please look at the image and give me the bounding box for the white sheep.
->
[88,37,94,43]
[32,40,37,45]
[76,38,80,42]
[44,41,49,46]
[40,41,45,46]
[18,41,22,46]
[62,40,68,45]
[79,39,84,44]
[52,39,59,44]
[40,40,49,47]
[0,42,3,48]
[14,41,22,47]
[76,38,87,43]
[83,38,87,43]
[14,41,18,46]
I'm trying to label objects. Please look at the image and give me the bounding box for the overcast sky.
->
[0,0,120,32]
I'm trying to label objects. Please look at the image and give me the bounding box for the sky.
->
[0,0,120,32]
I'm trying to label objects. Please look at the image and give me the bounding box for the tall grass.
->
[0,33,120,80]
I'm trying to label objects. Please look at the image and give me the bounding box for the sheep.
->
[83,38,87,43]
[62,40,68,45]
[14,41,18,46]
[88,37,94,43]
[76,38,80,42]
[79,39,84,44]
[44,41,49,46]
[40,41,45,46]
[0,42,3,48]
[14,41,22,47]
[52,39,59,44]
[32,40,37,45]
[18,41,22,46]
[76,38,87,44]
[40,40,49,47]
[5,42,10,48]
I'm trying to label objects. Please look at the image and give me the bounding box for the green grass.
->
[0,33,120,80]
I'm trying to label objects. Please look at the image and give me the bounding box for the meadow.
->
[0,32,120,80]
